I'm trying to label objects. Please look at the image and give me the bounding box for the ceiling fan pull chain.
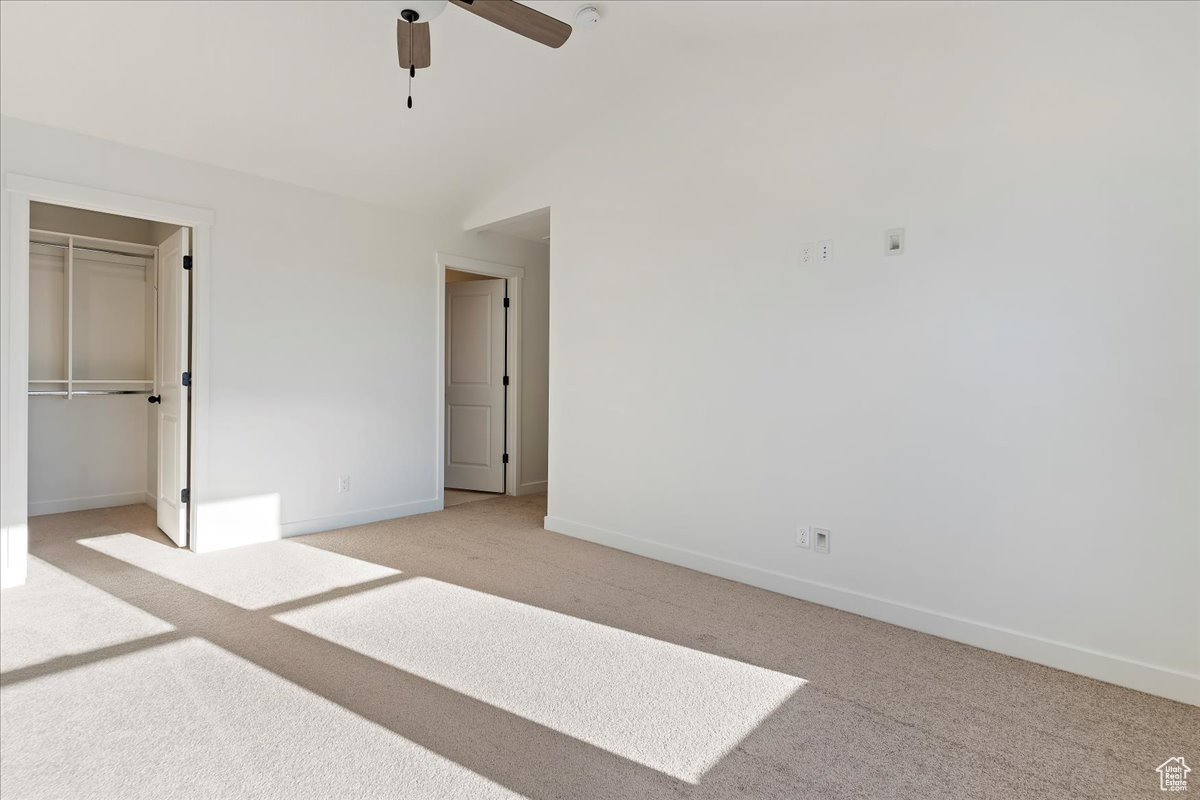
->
[407,20,414,108]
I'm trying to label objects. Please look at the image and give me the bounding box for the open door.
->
[155,227,189,545]
[445,278,506,493]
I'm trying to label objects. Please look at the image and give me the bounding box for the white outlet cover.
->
[800,243,815,264]
[885,228,905,255]
[813,527,831,554]
[796,526,811,549]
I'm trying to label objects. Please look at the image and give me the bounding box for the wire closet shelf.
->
[28,229,158,399]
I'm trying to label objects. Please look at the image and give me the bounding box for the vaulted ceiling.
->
[1,1,935,213]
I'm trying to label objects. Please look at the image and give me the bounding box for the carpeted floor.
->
[1,496,1194,799]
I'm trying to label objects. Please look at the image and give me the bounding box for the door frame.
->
[1,174,214,586]
[435,252,523,504]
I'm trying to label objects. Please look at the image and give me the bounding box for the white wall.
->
[2,114,549,553]
[465,2,1200,703]
[28,397,150,515]
[516,238,550,493]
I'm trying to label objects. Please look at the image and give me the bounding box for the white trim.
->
[0,525,28,589]
[435,253,525,501]
[4,175,214,226]
[543,514,1200,706]
[1,174,214,586]
[281,498,441,538]
[29,492,150,517]
[1,185,31,588]
[190,218,212,548]
[518,480,548,496]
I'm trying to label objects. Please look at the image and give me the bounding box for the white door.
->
[156,228,190,545]
[445,278,506,493]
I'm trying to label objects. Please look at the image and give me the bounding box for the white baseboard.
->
[517,480,547,496]
[29,491,150,517]
[144,492,157,510]
[281,498,442,539]
[544,515,1200,706]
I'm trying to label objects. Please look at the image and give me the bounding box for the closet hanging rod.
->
[29,389,151,397]
[29,240,154,260]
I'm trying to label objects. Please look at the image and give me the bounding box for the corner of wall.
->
[1,524,29,588]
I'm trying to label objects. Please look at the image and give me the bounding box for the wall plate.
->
[796,526,811,548]
[813,527,831,554]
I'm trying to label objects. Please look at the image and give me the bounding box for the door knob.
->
[148,395,161,404]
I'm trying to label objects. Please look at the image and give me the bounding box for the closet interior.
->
[27,203,181,523]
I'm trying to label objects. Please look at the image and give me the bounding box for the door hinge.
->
[502,453,509,464]
[503,297,510,308]
[182,371,191,387]
[502,375,509,386]
[183,255,193,271]
[181,488,190,504]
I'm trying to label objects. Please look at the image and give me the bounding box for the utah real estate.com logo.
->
[1157,757,1191,792]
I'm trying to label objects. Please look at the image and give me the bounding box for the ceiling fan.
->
[396,0,572,107]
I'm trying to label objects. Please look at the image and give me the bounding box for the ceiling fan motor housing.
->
[397,0,448,23]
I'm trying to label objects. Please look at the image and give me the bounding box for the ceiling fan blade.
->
[449,0,571,48]
[397,20,431,69]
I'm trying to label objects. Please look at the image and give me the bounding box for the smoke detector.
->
[575,5,601,27]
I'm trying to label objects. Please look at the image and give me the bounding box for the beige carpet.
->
[1,497,1194,799]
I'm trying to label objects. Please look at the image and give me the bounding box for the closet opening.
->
[27,202,194,548]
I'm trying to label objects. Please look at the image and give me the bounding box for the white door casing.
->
[445,278,506,492]
[156,227,189,545]
[3,175,213,585]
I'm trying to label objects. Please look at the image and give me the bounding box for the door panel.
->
[445,279,505,493]
[156,228,189,546]
[449,293,494,385]
[448,405,492,467]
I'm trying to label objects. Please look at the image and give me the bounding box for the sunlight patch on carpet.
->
[0,637,520,800]
[0,557,174,673]
[275,577,806,782]
[79,534,399,610]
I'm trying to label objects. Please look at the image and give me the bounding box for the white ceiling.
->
[473,207,551,241]
[0,1,942,215]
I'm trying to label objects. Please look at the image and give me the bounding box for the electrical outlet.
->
[800,243,815,265]
[885,228,905,255]
[338,475,351,493]
[818,240,833,263]
[796,525,811,549]
[813,528,831,554]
